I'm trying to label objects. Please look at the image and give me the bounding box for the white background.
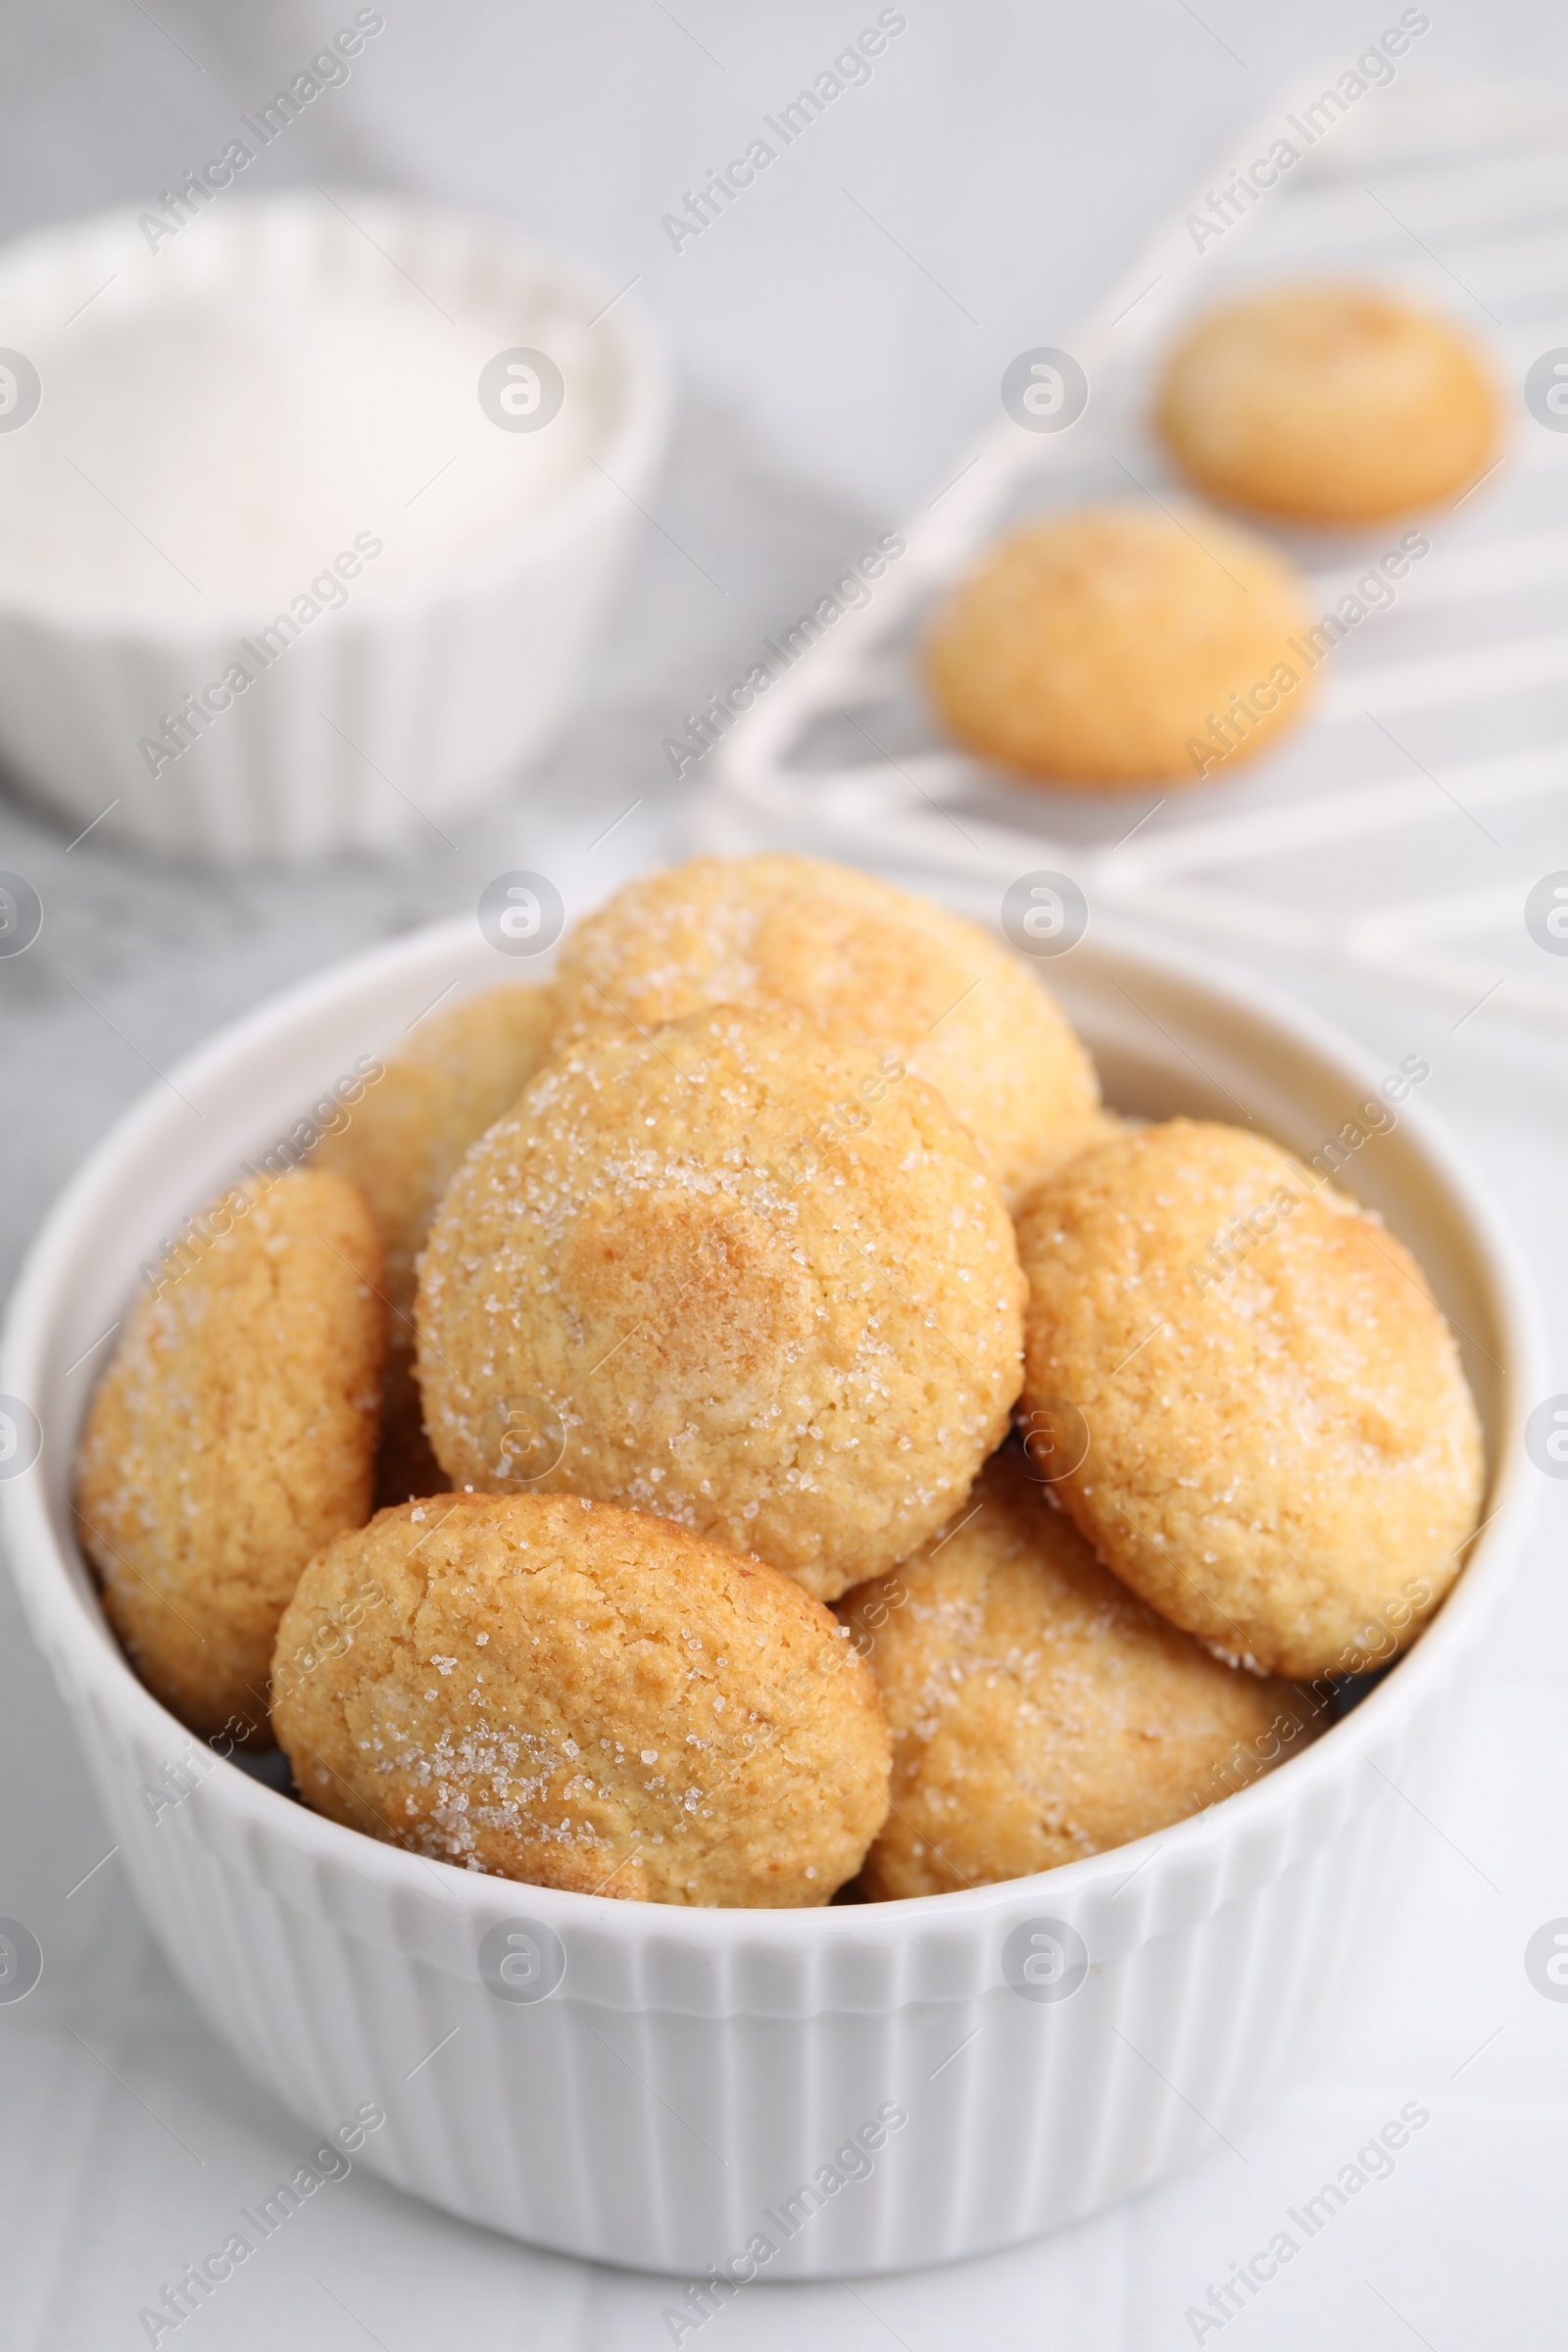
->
[3,5,1568,2347]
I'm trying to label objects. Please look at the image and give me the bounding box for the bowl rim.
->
[0,187,673,643]
[0,907,1544,1951]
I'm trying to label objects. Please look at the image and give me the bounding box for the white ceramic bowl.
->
[0,193,669,860]
[0,912,1537,2278]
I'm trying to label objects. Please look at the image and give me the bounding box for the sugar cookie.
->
[1156,282,1500,522]
[416,1004,1025,1600]
[271,1492,891,1905]
[551,855,1107,1206]
[1014,1119,1484,1677]
[76,1170,384,1741]
[926,503,1314,786]
[313,984,558,1505]
[844,1447,1317,1898]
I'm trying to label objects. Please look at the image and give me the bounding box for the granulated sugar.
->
[0,279,603,615]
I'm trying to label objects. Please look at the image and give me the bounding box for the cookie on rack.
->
[925,502,1315,787]
[271,1492,892,1906]
[313,984,560,1505]
[843,1446,1317,1899]
[416,1004,1026,1601]
[75,1170,385,1742]
[551,854,1108,1206]
[1013,1118,1485,1679]
[1155,282,1500,522]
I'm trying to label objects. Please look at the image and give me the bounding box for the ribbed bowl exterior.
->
[0,196,669,861]
[0,915,1536,2278]
[56,1669,1442,2277]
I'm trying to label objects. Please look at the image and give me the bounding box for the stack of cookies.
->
[75,856,1484,1907]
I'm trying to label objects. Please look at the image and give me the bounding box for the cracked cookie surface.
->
[271,1491,891,1905]
[1014,1118,1485,1677]
[844,1447,1315,1899]
[416,1004,1025,1600]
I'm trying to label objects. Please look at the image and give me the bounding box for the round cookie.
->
[1156,282,1501,523]
[271,1493,891,1906]
[925,503,1315,787]
[416,1004,1026,1601]
[1014,1119,1485,1679]
[76,1170,385,1742]
[312,984,559,1506]
[843,1447,1318,1899]
[551,855,1107,1207]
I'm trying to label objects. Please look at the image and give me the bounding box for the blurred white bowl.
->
[0,909,1538,2276]
[0,193,670,860]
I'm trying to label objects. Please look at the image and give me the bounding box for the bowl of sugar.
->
[0,191,670,860]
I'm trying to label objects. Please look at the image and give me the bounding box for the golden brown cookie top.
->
[416,1003,1025,1600]
[270,1492,891,1906]
[1014,1118,1484,1677]
[75,1169,384,1741]
[843,1448,1318,1898]
[925,502,1314,786]
[1155,281,1500,522]
[551,854,1104,1205]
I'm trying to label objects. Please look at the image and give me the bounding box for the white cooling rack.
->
[695,78,1568,1031]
